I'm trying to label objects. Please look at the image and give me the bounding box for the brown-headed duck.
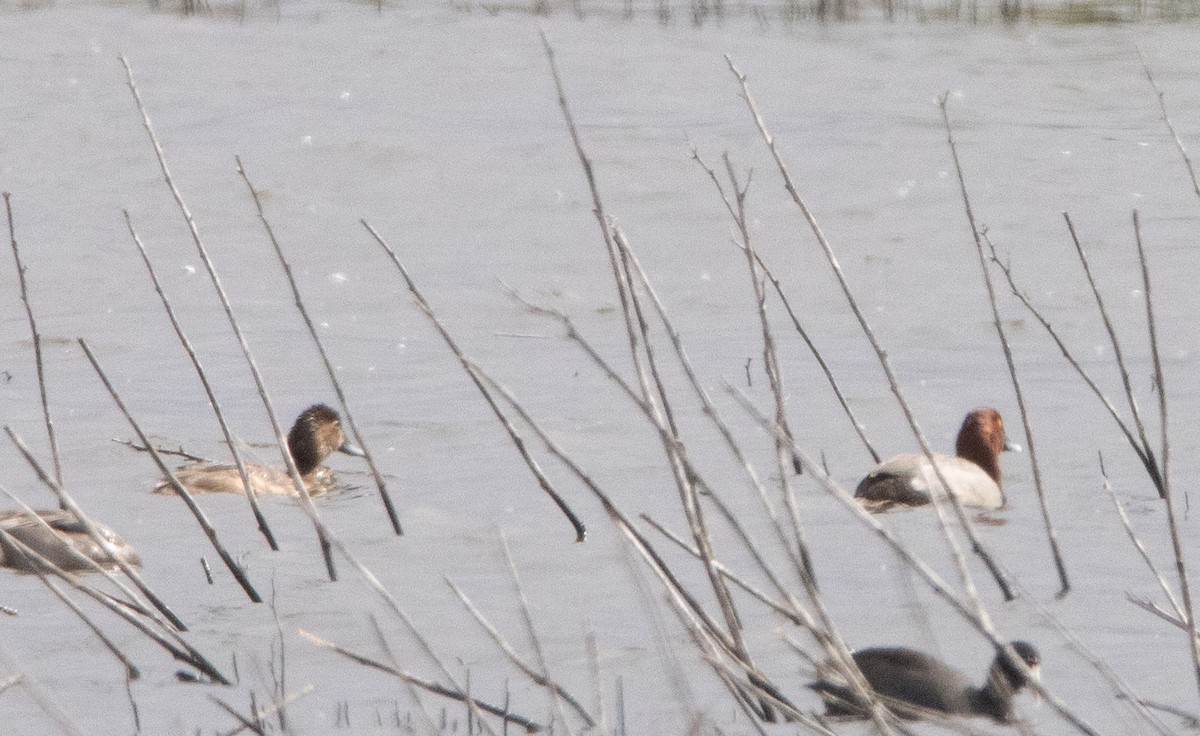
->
[155,404,365,497]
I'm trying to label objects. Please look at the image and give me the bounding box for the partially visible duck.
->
[0,509,141,572]
[855,407,1018,512]
[155,404,365,497]
[811,641,1040,723]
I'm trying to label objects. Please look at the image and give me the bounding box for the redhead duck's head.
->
[955,407,1018,484]
[287,404,365,477]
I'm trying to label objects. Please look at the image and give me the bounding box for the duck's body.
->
[855,407,1016,512]
[812,642,1040,723]
[0,510,141,572]
[155,404,364,497]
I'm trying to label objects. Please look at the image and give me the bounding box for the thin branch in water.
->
[235,157,402,536]
[74,339,262,605]
[984,233,1163,491]
[1062,210,1163,496]
[299,630,543,733]
[361,220,586,542]
[123,210,278,552]
[1132,210,1199,701]
[1138,48,1200,200]
[938,96,1070,596]
[3,193,63,489]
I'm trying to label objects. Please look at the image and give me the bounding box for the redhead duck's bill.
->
[855,407,1017,512]
[155,403,365,497]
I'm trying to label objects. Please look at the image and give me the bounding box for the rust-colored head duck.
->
[854,408,1018,512]
[812,641,1041,723]
[155,404,365,497]
[0,509,141,572]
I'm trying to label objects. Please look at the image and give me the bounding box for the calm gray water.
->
[1,2,1199,733]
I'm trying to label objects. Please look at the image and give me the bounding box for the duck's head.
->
[991,640,1041,693]
[286,404,365,476]
[956,407,1019,483]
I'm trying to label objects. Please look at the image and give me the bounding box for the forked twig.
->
[123,210,278,552]
[75,340,262,605]
[3,193,63,489]
[235,157,402,536]
[938,95,1070,595]
[361,220,585,542]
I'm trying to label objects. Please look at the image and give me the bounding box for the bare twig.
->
[1138,48,1200,200]
[235,157,402,536]
[361,220,585,542]
[1132,210,1200,700]
[299,630,542,733]
[123,210,278,551]
[1062,211,1163,496]
[3,193,63,489]
[938,96,1070,595]
[74,340,262,605]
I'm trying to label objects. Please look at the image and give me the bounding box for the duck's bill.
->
[339,441,367,458]
[1004,440,1023,453]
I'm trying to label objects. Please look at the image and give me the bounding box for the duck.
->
[811,641,1040,723]
[0,509,141,572]
[155,404,365,497]
[854,407,1018,511]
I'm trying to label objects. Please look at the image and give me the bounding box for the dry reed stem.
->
[496,529,585,733]
[298,630,542,733]
[234,157,403,536]
[728,384,1102,736]
[459,358,792,706]
[4,424,196,628]
[212,684,313,736]
[938,96,1071,596]
[984,233,1164,492]
[3,194,63,489]
[640,514,805,626]
[75,340,263,605]
[1104,455,1182,618]
[360,220,586,542]
[445,576,595,727]
[1000,543,1175,735]
[596,248,814,591]
[122,211,279,552]
[705,154,805,475]
[507,289,895,728]
[607,230,763,712]
[691,150,880,464]
[542,39,768,709]
[544,31,747,655]
[119,55,338,579]
[1062,211,1164,496]
[1132,211,1200,701]
[727,56,1012,608]
[708,156,819,594]
[1138,49,1200,201]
